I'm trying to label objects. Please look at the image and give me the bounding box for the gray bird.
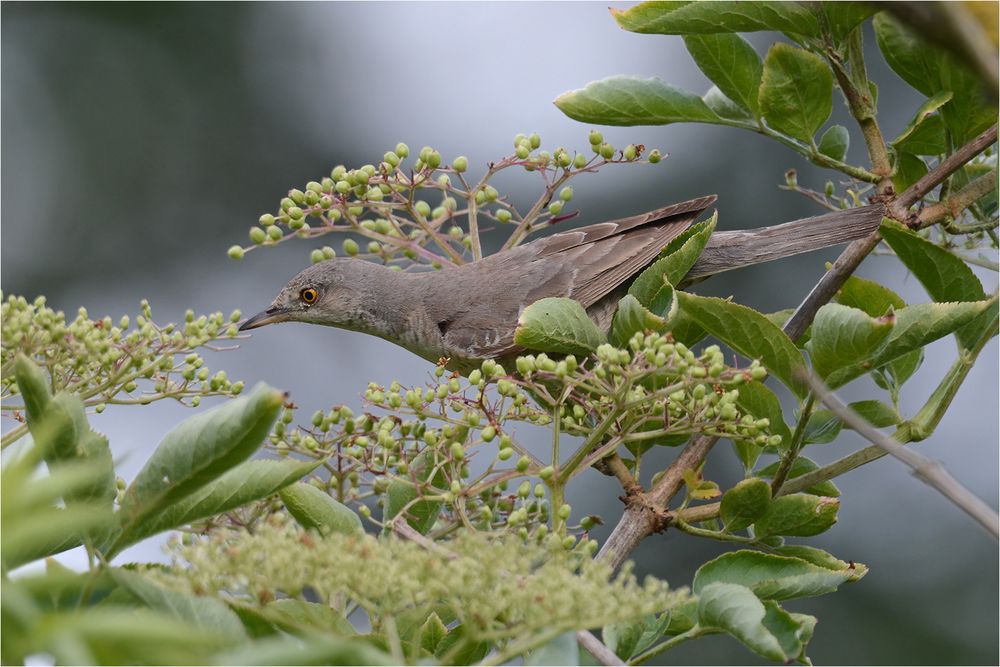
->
[240,196,884,373]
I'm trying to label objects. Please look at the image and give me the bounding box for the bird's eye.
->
[300,287,318,304]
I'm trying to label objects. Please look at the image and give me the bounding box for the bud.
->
[259,213,275,226]
[529,132,541,149]
[589,129,603,145]
[343,238,359,256]
[227,245,245,260]
[249,227,267,244]
[573,153,587,168]
[599,143,615,159]
[311,249,324,264]
[559,187,574,202]
[548,201,563,216]
[496,209,512,223]
[516,455,531,472]
[426,151,442,169]
[648,149,662,163]
[453,156,468,172]
[395,142,410,158]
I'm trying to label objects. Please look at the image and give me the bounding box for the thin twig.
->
[802,372,998,538]
[576,631,625,666]
[918,171,998,229]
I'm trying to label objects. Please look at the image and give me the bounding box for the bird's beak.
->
[238,306,290,331]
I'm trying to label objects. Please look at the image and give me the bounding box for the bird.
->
[239,196,885,373]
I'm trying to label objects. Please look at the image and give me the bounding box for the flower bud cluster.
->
[157,517,688,649]
[1,294,245,421]
[230,132,663,274]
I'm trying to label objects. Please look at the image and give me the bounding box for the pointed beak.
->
[238,306,289,331]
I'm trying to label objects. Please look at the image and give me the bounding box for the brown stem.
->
[917,171,998,229]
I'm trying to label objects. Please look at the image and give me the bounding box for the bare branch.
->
[918,171,998,229]
[802,372,998,539]
[577,631,625,666]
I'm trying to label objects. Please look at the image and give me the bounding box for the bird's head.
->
[239,259,373,332]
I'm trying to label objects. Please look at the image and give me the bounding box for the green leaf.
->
[892,92,952,155]
[826,299,996,388]
[817,124,850,161]
[703,86,753,121]
[435,623,490,665]
[683,33,763,115]
[697,582,785,661]
[892,152,928,193]
[819,2,879,40]
[802,409,843,444]
[419,612,449,655]
[734,382,792,448]
[2,502,110,569]
[880,219,990,350]
[756,457,840,497]
[847,399,900,428]
[555,76,729,127]
[720,478,772,531]
[771,545,868,579]
[762,601,815,663]
[115,384,284,554]
[676,291,808,397]
[610,295,669,348]
[630,213,718,307]
[759,43,833,144]
[763,308,810,347]
[612,1,820,36]
[808,303,896,379]
[226,599,355,638]
[280,482,364,537]
[603,613,672,660]
[874,13,995,145]
[526,632,579,666]
[110,569,245,640]
[754,493,839,537]
[214,635,394,666]
[384,451,445,534]
[694,549,857,600]
[514,297,606,355]
[117,459,319,550]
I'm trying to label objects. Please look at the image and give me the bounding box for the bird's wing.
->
[433,195,717,360]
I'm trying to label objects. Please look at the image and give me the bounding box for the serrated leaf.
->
[118,459,318,550]
[526,631,579,666]
[826,299,996,388]
[756,456,840,497]
[694,550,857,601]
[676,292,808,397]
[720,478,772,531]
[555,76,730,127]
[280,482,364,537]
[630,213,717,308]
[759,43,833,143]
[514,297,606,355]
[880,219,991,350]
[755,493,839,537]
[612,1,820,36]
[110,569,246,640]
[684,33,762,115]
[847,399,900,428]
[874,13,995,145]
[762,600,815,663]
[809,303,896,379]
[114,384,284,556]
[603,613,672,661]
[817,124,850,161]
[697,582,786,661]
[893,152,928,192]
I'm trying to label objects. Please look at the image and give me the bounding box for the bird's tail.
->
[683,204,886,284]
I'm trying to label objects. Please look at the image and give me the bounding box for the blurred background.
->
[2,3,997,664]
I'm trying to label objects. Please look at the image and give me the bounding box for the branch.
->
[577,631,625,666]
[893,124,998,215]
[801,372,999,539]
[917,171,998,229]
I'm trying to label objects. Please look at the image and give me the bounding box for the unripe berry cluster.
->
[229,132,664,272]
[1,294,246,423]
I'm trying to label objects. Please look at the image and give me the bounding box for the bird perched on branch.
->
[240,196,884,373]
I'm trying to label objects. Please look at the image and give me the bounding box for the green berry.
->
[515,145,530,159]
[267,226,283,241]
[599,143,615,159]
[548,201,563,216]
[529,132,541,149]
[623,144,637,160]
[573,153,587,168]
[559,187,573,201]
[227,245,245,260]
[648,149,662,163]
[311,249,324,264]
[249,227,267,244]
[453,156,468,172]
[496,209,512,223]
[259,213,275,226]
[288,206,304,220]
[588,130,603,145]
[395,142,410,158]
[343,238,359,256]
[426,151,442,169]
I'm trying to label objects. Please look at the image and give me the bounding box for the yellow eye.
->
[300,287,318,304]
